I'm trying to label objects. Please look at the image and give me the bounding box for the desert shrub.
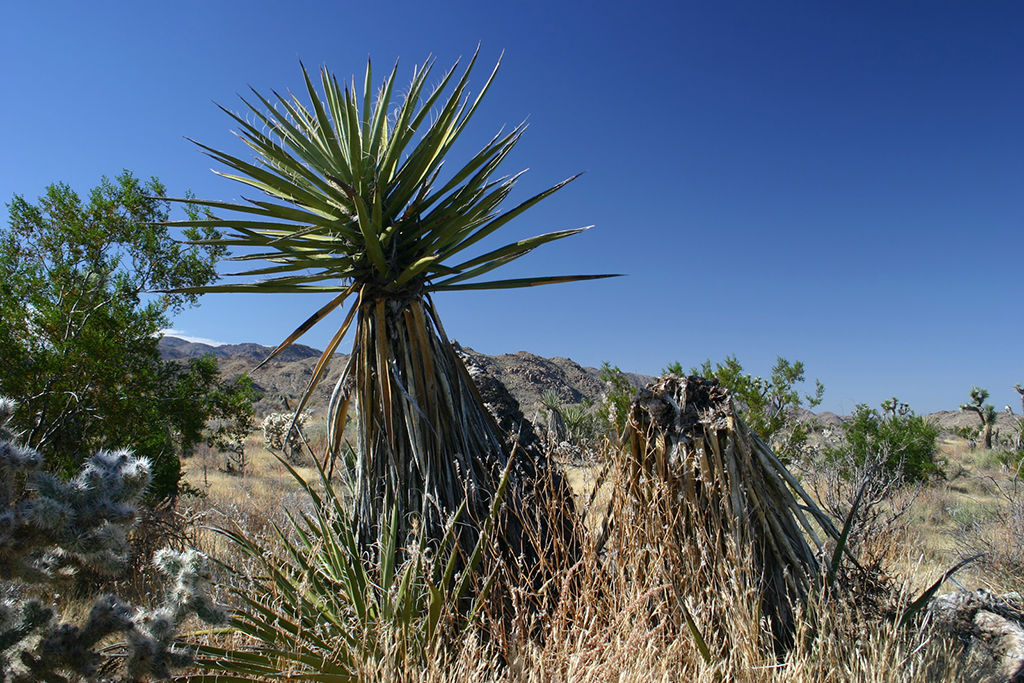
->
[0,397,225,682]
[805,442,920,603]
[824,401,940,482]
[951,424,980,441]
[954,481,1024,592]
[0,174,256,501]
[596,362,635,440]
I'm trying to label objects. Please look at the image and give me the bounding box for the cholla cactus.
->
[261,411,307,457]
[0,398,226,682]
[125,549,227,680]
[1,445,150,583]
[0,399,18,443]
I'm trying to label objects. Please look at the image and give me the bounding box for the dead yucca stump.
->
[616,375,836,650]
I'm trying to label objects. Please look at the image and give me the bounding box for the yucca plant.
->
[171,51,615,564]
[539,389,568,445]
[186,454,509,682]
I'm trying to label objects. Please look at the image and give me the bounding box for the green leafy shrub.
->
[0,173,255,500]
[951,424,980,441]
[824,400,940,482]
[597,362,635,441]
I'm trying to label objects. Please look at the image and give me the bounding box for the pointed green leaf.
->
[430,273,622,292]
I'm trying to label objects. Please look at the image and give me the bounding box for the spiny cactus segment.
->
[1,443,152,583]
[0,398,226,682]
[125,549,228,680]
[261,411,307,461]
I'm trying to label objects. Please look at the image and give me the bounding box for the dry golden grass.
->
[178,434,320,563]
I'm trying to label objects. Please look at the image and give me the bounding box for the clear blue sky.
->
[2,1,1021,415]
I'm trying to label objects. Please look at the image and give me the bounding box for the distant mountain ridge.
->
[158,336,323,363]
[157,335,654,416]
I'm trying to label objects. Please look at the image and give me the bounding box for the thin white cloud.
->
[159,329,228,347]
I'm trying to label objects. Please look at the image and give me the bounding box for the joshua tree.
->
[171,53,616,562]
[881,396,910,419]
[961,386,997,449]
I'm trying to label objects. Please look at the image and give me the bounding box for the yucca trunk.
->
[340,291,520,559]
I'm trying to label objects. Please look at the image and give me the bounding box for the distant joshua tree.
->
[882,396,911,419]
[961,386,997,449]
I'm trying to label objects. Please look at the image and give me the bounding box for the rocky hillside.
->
[158,336,654,417]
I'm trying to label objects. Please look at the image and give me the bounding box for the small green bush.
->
[597,362,635,441]
[824,400,940,482]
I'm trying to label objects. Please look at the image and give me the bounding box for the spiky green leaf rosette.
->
[169,52,619,558]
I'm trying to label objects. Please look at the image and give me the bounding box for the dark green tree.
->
[0,172,255,499]
[666,355,824,460]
